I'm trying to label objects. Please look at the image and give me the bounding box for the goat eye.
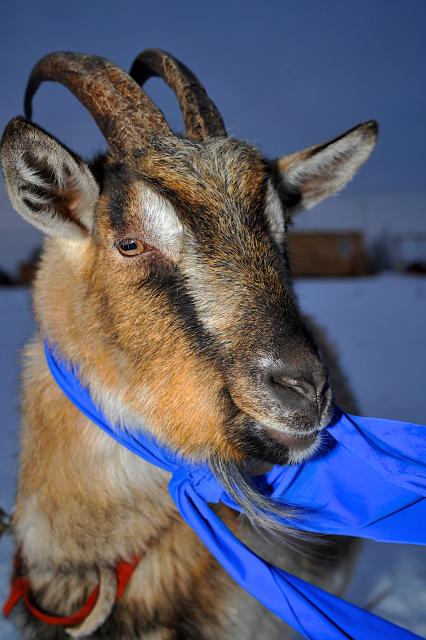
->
[117,238,144,257]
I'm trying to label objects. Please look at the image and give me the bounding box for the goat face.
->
[96,137,337,466]
[0,51,377,468]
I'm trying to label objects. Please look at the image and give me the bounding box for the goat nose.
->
[273,374,317,401]
[264,367,324,412]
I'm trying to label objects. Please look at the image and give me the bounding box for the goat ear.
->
[1,117,99,238]
[273,121,378,211]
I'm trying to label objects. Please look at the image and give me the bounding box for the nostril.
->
[271,375,317,403]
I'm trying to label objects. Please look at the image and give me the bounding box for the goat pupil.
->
[118,239,144,256]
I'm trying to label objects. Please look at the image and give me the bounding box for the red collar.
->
[3,551,141,628]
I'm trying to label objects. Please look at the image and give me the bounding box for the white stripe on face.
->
[135,184,184,260]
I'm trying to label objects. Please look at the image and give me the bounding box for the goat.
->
[0,49,376,639]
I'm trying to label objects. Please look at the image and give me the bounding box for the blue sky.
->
[0,0,425,197]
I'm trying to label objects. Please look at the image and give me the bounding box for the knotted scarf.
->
[44,342,426,640]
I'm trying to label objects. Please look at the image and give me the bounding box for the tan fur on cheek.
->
[32,231,236,462]
[83,299,235,459]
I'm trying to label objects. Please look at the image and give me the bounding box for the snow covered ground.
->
[0,274,425,638]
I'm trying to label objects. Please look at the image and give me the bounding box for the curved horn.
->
[24,52,172,152]
[129,49,226,140]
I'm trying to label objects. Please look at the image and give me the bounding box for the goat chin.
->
[258,425,321,459]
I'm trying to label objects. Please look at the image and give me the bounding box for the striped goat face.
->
[0,51,377,467]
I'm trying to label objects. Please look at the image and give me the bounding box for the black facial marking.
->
[143,268,219,358]
[89,153,108,190]
[103,163,145,231]
[107,186,128,231]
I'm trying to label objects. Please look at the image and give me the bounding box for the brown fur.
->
[15,335,356,639]
[0,50,377,639]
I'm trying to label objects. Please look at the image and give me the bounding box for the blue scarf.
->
[45,342,426,640]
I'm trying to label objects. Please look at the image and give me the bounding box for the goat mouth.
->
[260,426,321,449]
[225,406,324,466]
[223,388,331,464]
[252,424,323,465]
